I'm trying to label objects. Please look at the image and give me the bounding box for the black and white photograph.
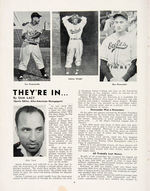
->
[14,12,50,81]
[100,11,137,82]
[13,105,46,157]
[52,11,98,75]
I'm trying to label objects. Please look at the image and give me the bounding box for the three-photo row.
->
[13,11,137,81]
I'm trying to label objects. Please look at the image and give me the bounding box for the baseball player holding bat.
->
[100,11,137,82]
[62,14,87,75]
[17,12,48,80]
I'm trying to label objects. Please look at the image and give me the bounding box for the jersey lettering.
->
[70,28,81,34]
[108,40,128,52]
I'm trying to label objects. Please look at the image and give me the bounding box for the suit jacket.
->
[13,142,24,157]
[13,142,44,157]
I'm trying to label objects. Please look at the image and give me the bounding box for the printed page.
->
[0,0,148,191]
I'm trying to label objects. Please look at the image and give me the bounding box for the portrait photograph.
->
[13,105,46,157]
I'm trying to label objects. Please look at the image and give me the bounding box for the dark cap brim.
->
[113,13,128,20]
[31,12,42,18]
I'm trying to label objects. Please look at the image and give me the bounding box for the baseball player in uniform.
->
[62,14,87,75]
[100,11,137,82]
[17,12,48,80]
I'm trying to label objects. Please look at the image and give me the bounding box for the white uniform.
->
[19,22,44,71]
[101,32,137,81]
[62,16,87,68]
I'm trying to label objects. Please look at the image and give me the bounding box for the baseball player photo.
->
[52,11,98,75]
[100,11,137,82]
[14,12,50,81]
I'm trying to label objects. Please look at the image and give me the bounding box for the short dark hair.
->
[15,106,45,126]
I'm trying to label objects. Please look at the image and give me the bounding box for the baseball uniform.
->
[62,16,87,68]
[19,22,44,71]
[101,31,137,81]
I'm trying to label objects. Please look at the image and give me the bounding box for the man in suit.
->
[14,105,45,157]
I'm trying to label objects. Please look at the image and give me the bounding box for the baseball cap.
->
[31,12,42,18]
[113,11,128,20]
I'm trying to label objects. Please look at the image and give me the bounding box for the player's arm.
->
[62,15,72,27]
[100,59,113,81]
[21,23,29,40]
[22,26,27,40]
[21,25,34,41]
[80,16,87,27]
[30,23,43,39]
[122,59,137,81]
[122,37,137,81]
[30,32,42,39]
[22,33,27,40]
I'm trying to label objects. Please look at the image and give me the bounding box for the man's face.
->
[16,111,44,156]
[32,16,40,25]
[72,18,78,25]
[114,16,128,33]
